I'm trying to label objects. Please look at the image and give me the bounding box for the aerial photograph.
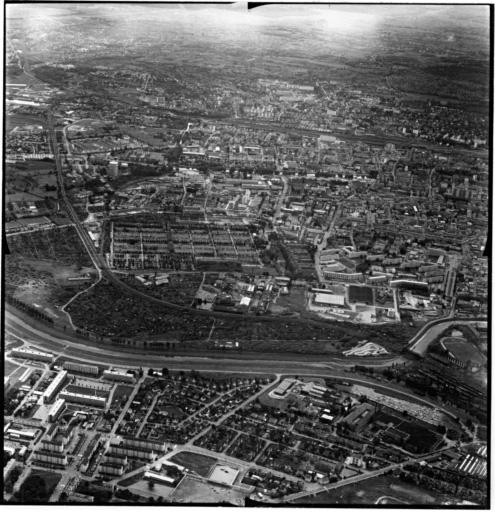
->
[3,2,490,507]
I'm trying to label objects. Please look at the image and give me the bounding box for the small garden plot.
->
[170,451,218,478]
[111,385,135,407]
[159,405,187,419]
[193,426,237,453]
[226,434,266,462]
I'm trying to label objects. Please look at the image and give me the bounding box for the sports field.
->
[294,475,444,505]
[443,338,485,365]
[170,451,218,478]
[348,285,374,305]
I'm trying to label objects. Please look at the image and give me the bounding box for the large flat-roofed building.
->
[48,399,66,423]
[99,462,125,476]
[6,428,37,442]
[103,453,128,465]
[314,293,346,307]
[103,370,135,383]
[271,378,295,399]
[301,381,327,398]
[122,437,165,452]
[33,451,68,466]
[109,444,155,460]
[41,438,64,453]
[43,370,68,403]
[343,403,376,432]
[209,465,239,486]
[144,471,176,486]
[11,348,54,363]
[59,390,107,408]
[390,279,429,291]
[323,271,362,282]
[64,361,99,375]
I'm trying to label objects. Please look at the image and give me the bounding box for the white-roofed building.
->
[314,293,346,306]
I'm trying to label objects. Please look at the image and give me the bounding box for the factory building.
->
[103,370,135,383]
[342,403,376,433]
[48,399,66,423]
[11,348,54,363]
[43,370,69,403]
[59,391,107,408]
[63,361,99,375]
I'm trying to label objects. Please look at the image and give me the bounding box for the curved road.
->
[5,310,464,420]
[5,310,403,372]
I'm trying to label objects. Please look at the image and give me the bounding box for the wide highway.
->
[5,311,467,425]
[5,309,405,372]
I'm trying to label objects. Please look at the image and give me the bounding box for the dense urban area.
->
[4,3,489,507]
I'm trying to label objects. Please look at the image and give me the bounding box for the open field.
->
[273,287,307,317]
[294,475,447,505]
[5,359,21,376]
[170,451,218,478]
[6,114,48,130]
[5,255,95,328]
[5,163,57,197]
[128,478,176,499]
[171,475,247,505]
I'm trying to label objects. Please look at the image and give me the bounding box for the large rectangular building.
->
[43,370,68,403]
[48,399,66,423]
[343,403,376,432]
[41,439,64,453]
[99,462,125,476]
[64,361,99,375]
[103,370,134,383]
[109,444,155,461]
[11,348,54,363]
[59,390,107,408]
[103,453,128,465]
[33,451,68,466]
[324,271,362,282]
[122,437,165,452]
[314,293,346,307]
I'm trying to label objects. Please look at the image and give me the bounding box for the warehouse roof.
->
[314,293,345,306]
